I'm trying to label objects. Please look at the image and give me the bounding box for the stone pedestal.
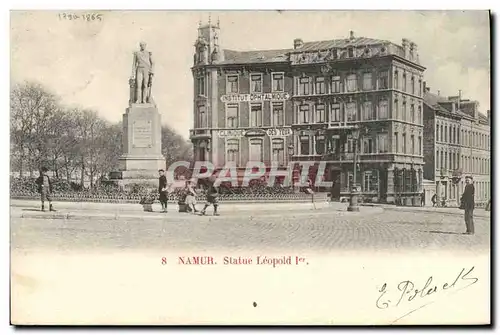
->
[114,103,165,188]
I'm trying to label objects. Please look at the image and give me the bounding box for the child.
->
[35,167,55,212]
[200,178,219,216]
[185,180,198,213]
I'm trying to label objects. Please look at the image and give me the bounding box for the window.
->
[272,73,284,92]
[197,76,206,96]
[348,48,354,58]
[394,71,399,90]
[378,71,388,89]
[272,139,285,165]
[249,139,263,162]
[402,133,407,153]
[440,126,444,142]
[250,74,262,93]
[363,101,374,120]
[346,102,357,121]
[315,104,325,123]
[298,104,310,124]
[227,75,239,93]
[394,99,399,119]
[330,103,340,122]
[315,77,325,94]
[411,135,415,154]
[394,132,399,153]
[449,127,452,144]
[378,99,388,119]
[444,125,448,142]
[411,76,415,94]
[226,140,239,163]
[300,135,310,155]
[402,73,407,91]
[226,104,239,128]
[436,126,439,141]
[315,135,326,155]
[402,101,407,121]
[198,105,207,128]
[346,74,357,92]
[299,77,310,95]
[363,137,373,153]
[271,102,284,126]
[364,170,379,192]
[250,103,263,127]
[418,136,422,155]
[410,104,415,123]
[378,133,388,153]
[418,79,422,96]
[331,76,341,93]
[417,106,421,124]
[362,72,372,90]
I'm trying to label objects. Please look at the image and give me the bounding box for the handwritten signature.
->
[376,266,478,310]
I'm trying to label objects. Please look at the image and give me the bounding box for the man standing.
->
[460,175,475,235]
[158,169,168,213]
[200,177,219,216]
[35,167,55,212]
[131,41,154,104]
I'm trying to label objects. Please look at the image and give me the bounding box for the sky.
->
[10,10,490,139]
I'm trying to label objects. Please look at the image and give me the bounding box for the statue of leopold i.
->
[130,41,154,104]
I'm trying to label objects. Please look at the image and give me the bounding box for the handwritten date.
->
[376,266,478,309]
[59,13,103,22]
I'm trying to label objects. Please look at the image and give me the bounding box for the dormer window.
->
[348,48,354,58]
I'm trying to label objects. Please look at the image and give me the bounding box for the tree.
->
[161,125,193,168]
[10,81,60,176]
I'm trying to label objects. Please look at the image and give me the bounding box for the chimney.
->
[458,89,462,111]
[294,38,304,49]
[402,38,409,58]
[349,30,355,40]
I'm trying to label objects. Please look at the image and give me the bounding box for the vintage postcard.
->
[10,10,491,325]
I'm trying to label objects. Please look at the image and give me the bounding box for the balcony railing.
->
[189,129,211,139]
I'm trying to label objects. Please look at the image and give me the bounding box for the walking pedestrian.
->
[35,167,56,212]
[158,169,168,213]
[460,175,475,235]
[200,177,219,216]
[185,180,198,213]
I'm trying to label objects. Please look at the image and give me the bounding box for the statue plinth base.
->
[111,103,165,190]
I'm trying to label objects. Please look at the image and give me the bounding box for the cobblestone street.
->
[11,207,491,253]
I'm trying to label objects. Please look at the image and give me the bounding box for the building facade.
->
[190,21,426,204]
[423,87,491,206]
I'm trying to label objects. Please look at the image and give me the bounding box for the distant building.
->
[190,20,426,205]
[423,85,491,206]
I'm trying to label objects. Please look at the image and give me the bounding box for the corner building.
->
[190,22,426,204]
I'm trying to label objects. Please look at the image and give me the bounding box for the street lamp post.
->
[288,144,295,191]
[347,126,360,212]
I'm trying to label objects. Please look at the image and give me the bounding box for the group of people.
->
[157,169,220,216]
[33,168,481,231]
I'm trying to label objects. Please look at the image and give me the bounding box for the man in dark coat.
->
[200,177,219,216]
[460,176,475,235]
[158,169,168,213]
[35,167,55,212]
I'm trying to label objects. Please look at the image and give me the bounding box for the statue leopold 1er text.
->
[130,41,155,104]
